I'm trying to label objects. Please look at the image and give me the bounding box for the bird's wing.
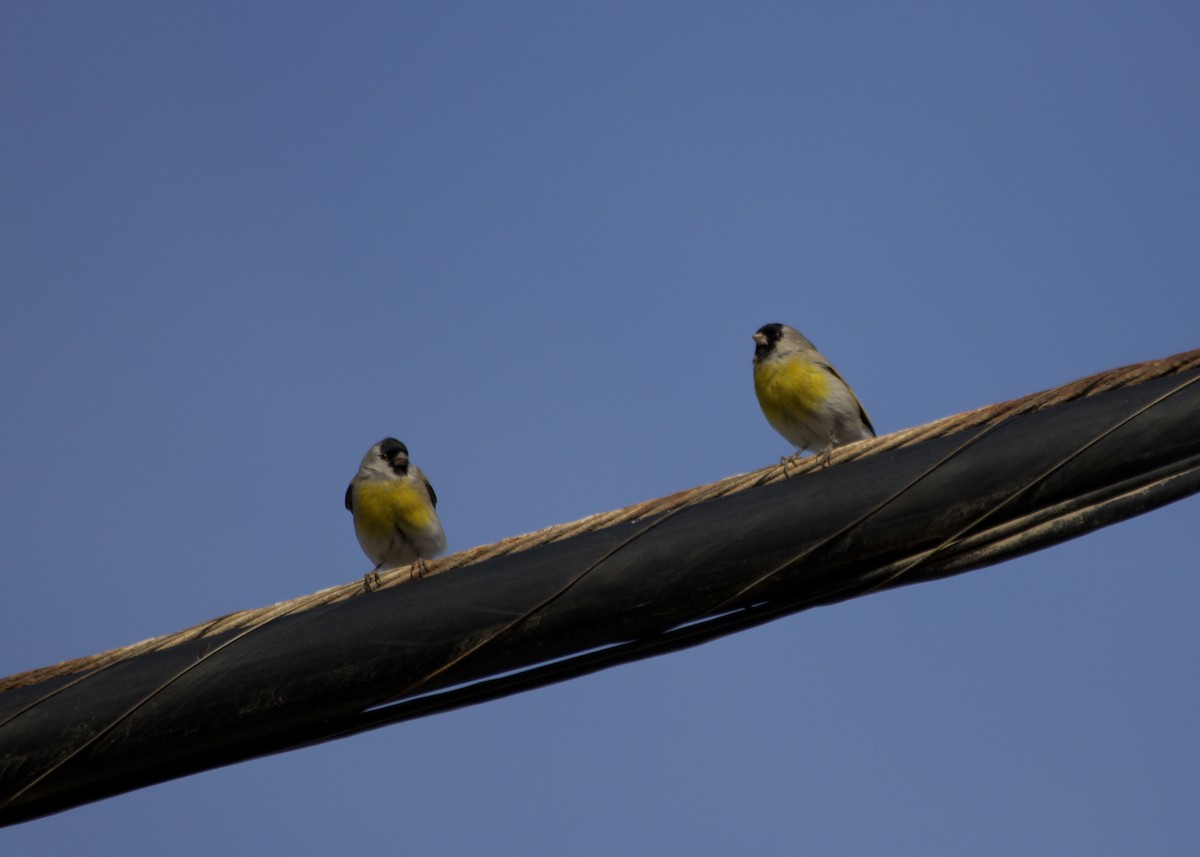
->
[818,360,876,436]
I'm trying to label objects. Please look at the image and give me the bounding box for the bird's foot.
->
[779,451,804,474]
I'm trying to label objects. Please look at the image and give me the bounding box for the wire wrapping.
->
[1,346,1198,826]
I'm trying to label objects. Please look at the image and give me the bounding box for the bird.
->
[752,322,875,458]
[345,438,446,586]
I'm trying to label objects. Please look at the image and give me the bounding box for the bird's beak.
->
[752,333,767,346]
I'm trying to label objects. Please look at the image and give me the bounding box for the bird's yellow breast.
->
[352,479,436,540]
[754,356,831,422]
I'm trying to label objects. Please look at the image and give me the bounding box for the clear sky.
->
[2,2,1198,854]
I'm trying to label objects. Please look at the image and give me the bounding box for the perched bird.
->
[345,438,446,580]
[752,323,875,456]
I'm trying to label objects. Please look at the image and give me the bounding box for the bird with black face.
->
[345,438,446,586]
[752,323,875,459]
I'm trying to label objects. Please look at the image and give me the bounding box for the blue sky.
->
[2,2,1198,854]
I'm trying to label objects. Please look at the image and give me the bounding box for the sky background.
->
[2,2,1199,854]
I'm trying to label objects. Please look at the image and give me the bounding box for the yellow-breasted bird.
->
[752,323,875,455]
[345,438,446,575]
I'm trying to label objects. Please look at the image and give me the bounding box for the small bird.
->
[752,323,875,457]
[345,438,446,583]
